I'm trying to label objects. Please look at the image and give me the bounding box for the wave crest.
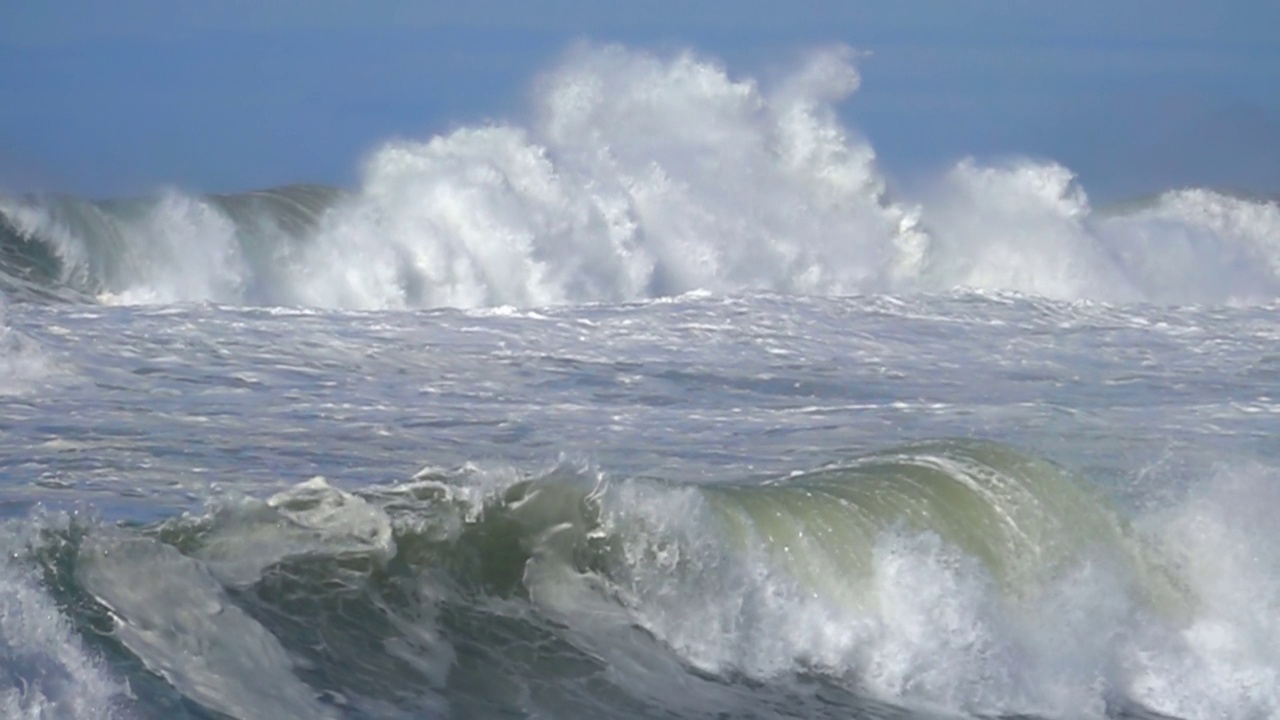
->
[3,44,1280,309]
[15,441,1280,717]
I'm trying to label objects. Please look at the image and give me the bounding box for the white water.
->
[500,456,1280,720]
[1130,464,1280,718]
[0,517,128,719]
[267,45,1280,309]
[2,292,1280,719]
[5,38,1280,720]
[5,44,1280,309]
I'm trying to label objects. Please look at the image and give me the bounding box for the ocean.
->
[2,44,1280,719]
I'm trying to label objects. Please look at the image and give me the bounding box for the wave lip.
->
[589,439,1188,716]
[0,184,341,306]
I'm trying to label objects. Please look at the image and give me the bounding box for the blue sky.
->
[3,2,1278,201]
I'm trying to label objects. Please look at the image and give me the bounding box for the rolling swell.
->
[7,440,1201,719]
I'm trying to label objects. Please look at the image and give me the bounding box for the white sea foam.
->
[1126,464,1280,719]
[539,458,1280,720]
[579,478,1122,718]
[1099,189,1280,305]
[922,159,1141,302]
[290,44,924,309]
[0,521,129,719]
[6,44,1280,309]
[105,190,249,305]
[199,45,1280,309]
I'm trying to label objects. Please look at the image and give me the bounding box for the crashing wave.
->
[10,440,1272,718]
[3,45,1279,309]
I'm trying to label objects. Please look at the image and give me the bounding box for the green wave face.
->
[24,442,1197,718]
[441,439,1193,638]
[701,440,1183,616]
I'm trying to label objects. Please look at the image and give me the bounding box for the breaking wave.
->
[4,440,1280,718]
[3,44,1279,309]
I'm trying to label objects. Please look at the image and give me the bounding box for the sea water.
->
[2,44,1280,719]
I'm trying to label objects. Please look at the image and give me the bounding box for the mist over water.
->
[2,43,1279,309]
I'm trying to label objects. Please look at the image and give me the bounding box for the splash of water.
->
[3,44,1280,309]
